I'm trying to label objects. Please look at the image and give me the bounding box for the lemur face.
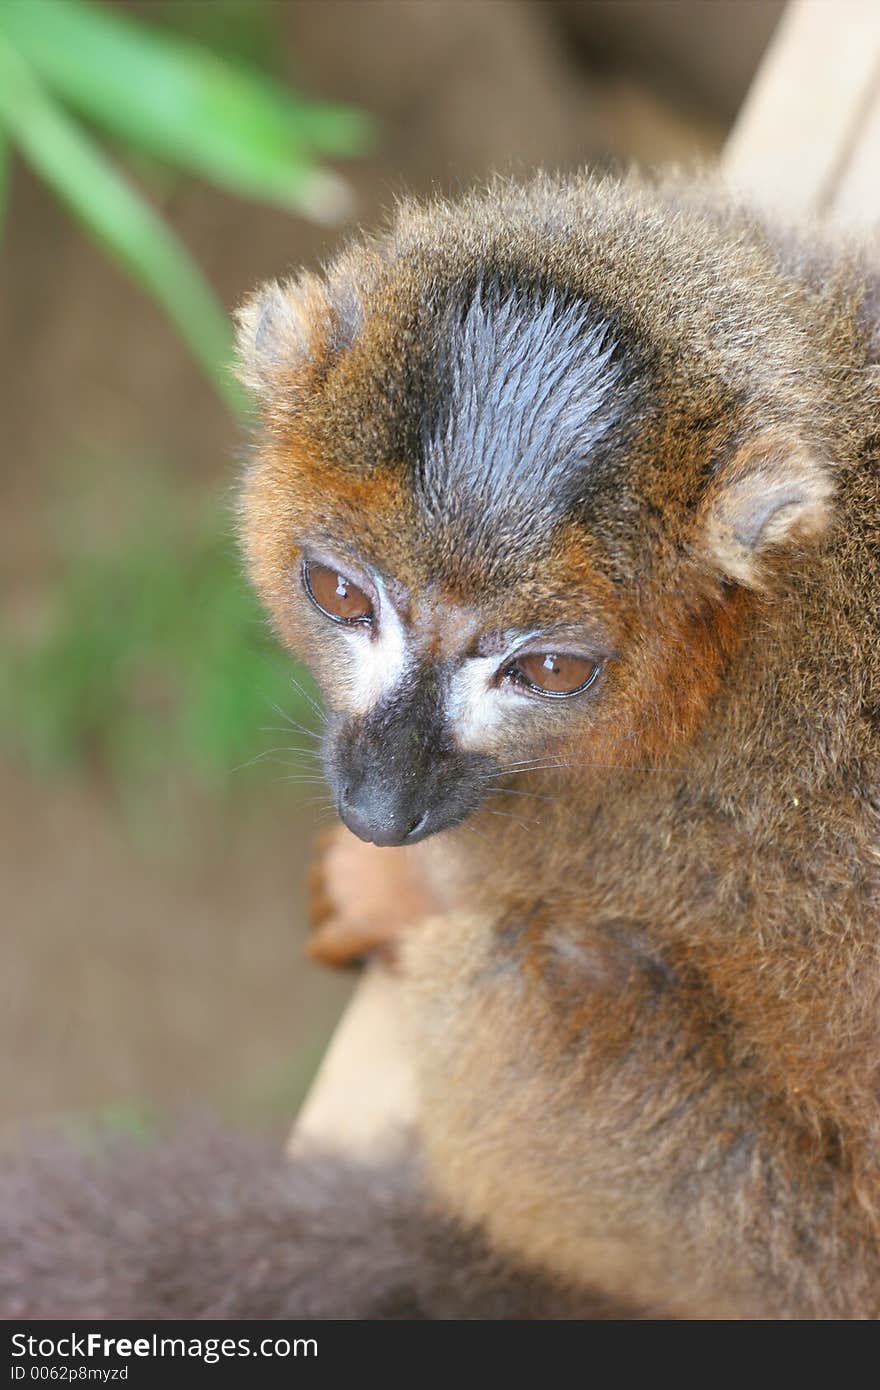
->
[237,182,832,846]
[241,279,644,846]
[296,550,611,845]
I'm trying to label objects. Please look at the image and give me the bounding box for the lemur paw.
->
[307,823,433,969]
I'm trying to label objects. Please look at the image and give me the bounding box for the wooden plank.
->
[289,965,417,1160]
[724,0,880,216]
[831,80,880,227]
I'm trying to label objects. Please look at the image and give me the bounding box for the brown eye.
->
[511,652,599,697]
[303,561,374,626]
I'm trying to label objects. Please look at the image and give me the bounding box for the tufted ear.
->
[234,271,336,401]
[699,431,834,589]
[234,247,379,403]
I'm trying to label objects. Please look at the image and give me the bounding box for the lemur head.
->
[237,176,834,847]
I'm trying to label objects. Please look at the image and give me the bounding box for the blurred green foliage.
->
[0,2,354,802]
[0,0,372,411]
[0,481,320,800]
[153,0,283,73]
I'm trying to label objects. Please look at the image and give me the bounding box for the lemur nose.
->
[338,785,428,848]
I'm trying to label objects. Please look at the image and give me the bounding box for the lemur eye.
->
[303,561,374,626]
[510,652,599,697]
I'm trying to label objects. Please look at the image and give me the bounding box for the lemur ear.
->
[234,253,372,402]
[699,432,833,589]
[234,272,335,399]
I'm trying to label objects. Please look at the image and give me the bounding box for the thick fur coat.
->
[4,174,878,1318]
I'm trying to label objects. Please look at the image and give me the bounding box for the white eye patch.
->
[334,577,535,745]
[342,634,520,749]
[446,655,525,751]
[339,576,410,715]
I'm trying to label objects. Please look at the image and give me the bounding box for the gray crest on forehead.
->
[417,279,626,543]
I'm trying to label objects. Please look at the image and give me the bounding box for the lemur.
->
[3,173,879,1319]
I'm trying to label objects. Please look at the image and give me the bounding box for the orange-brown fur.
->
[6,172,874,1322]
[237,172,880,1318]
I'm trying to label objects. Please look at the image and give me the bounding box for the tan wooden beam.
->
[725,0,880,221]
[291,965,417,1159]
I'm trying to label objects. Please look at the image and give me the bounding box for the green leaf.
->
[0,0,372,222]
[155,0,279,73]
[0,35,242,416]
[0,126,8,239]
[0,477,319,799]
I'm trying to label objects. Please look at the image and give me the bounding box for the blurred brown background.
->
[0,0,783,1137]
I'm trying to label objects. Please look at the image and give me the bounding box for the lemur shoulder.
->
[4,173,879,1319]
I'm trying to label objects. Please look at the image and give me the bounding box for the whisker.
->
[497,760,674,776]
[460,823,492,845]
[267,770,325,788]
[233,746,323,776]
[495,757,558,771]
[231,749,277,774]
[484,808,540,831]
[260,724,324,743]
[268,703,324,741]
[286,673,326,723]
[485,786,556,802]
[271,748,324,762]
